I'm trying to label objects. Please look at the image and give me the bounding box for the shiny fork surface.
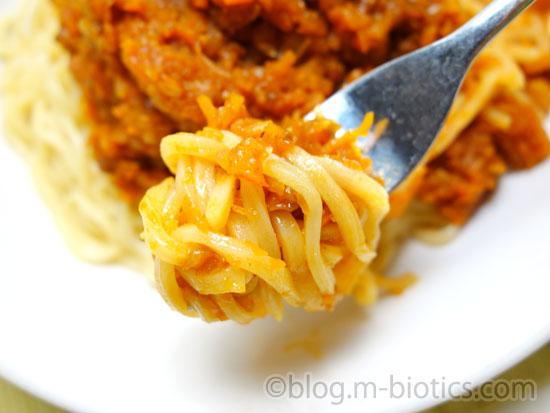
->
[311,0,535,191]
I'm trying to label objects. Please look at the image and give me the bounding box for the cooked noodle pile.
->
[0,0,152,275]
[139,96,390,322]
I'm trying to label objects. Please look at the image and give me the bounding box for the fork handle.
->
[447,0,535,61]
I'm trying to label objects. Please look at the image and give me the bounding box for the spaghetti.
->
[0,0,152,275]
[139,96,389,322]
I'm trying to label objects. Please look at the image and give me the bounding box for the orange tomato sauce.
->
[52,0,550,224]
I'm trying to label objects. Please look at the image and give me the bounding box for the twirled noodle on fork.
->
[139,96,389,323]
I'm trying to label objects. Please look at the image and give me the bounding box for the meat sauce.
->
[52,0,549,223]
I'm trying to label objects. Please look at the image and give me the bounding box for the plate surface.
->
[1,1,549,411]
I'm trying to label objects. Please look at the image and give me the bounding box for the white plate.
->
[1,1,549,411]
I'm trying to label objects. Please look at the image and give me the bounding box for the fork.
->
[309,0,535,191]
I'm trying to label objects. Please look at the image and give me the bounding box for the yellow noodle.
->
[286,147,371,263]
[0,0,151,275]
[240,180,281,259]
[205,173,236,232]
[271,211,308,274]
[263,155,335,294]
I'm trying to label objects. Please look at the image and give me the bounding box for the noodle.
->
[0,0,152,276]
[139,96,389,322]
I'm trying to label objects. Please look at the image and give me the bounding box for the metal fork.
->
[310,0,535,191]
